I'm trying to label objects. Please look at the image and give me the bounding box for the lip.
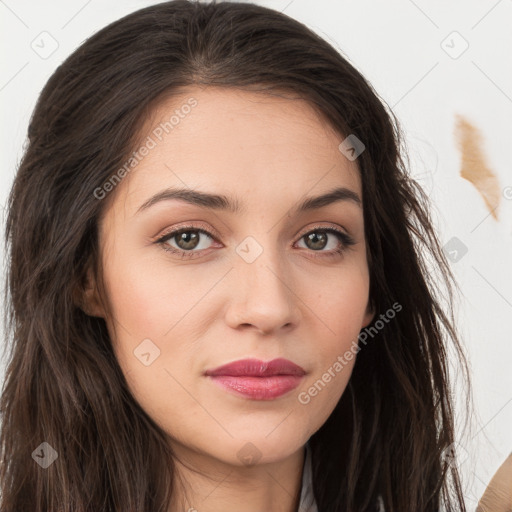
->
[205,358,306,377]
[205,358,306,400]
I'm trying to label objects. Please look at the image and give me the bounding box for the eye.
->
[154,224,356,260]
[295,225,356,259]
[156,226,217,259]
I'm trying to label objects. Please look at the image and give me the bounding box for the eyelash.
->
[154,224,356,260]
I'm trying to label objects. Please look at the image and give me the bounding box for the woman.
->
[0,1,471,510]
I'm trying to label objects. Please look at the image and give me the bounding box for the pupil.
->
[307,232,326,250]
[178,231,199,250]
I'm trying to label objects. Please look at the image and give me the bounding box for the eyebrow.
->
[136,185,362,215]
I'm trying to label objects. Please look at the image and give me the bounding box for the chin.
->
[206,433,306,467]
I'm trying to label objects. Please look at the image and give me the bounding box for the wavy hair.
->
[1,1,471,510]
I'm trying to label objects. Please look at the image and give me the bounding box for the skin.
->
[83,86,375,512]
[476,452,512,512]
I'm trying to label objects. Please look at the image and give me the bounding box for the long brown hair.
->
[1,1,471,510]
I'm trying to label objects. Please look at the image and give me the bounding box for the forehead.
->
[107,86,362,216]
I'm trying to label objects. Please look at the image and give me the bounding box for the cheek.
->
[101,250,199,421]
[102,247,201,340]
[314,261,370,335]
[302,261,369,394]
[101,245,224,395]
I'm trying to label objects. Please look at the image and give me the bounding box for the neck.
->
[167,443,306,512]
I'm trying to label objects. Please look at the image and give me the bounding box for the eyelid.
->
[294,222,351,240]
[152,221,222,243]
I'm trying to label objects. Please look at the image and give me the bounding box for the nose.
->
[224,242,302,335]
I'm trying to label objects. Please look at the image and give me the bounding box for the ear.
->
[74,264,106,318]
[361,302,375,329]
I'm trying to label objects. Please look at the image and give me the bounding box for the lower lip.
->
[208,375,304,400]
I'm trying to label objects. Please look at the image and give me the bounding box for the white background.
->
[1,1,511,509]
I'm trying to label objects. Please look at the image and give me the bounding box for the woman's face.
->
[91,86,374,466]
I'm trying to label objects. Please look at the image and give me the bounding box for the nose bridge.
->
[226,232,300,332]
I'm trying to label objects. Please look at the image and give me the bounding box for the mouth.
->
[204,358,306,400]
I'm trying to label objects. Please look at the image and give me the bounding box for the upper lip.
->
[205,358,306,377]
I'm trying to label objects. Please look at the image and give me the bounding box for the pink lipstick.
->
[204,358,306,400]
